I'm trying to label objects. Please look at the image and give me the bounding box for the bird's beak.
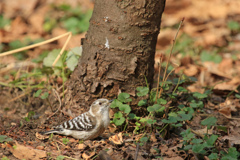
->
[109,99,114,103]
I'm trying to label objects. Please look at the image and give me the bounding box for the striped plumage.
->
[41,99,112,140]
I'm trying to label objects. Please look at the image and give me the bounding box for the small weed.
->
[56,155,65,160]
[227,20,240,31]
[62,138,69,145]
[200,50,222,63]
[0,14,11,29]
[44,4,92,34]
[0,135,13,143]
[24,111,35,122]
[111,93,132,129]
[1,157,10,160]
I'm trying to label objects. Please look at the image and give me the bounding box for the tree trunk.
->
[65,0,166,111]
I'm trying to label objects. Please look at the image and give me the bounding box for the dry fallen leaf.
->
[10,142,46,160]
[183,64,198,76]
[35,132,49,140]
[77,143,87,150]
[218,58,233,74]
[193,126,213,136]
[109,132,123,145]
[150,132,157,143]
[222,135,240,145]
[108,123,117,133]
[218,99,238,118]
[163,156,184,160]
[82,151,95,160]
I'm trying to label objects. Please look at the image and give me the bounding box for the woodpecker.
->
[40,99,112,140]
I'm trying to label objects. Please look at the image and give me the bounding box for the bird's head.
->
[90,99,112,116]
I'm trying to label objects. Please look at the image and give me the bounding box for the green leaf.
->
[183,145,192,150]
[178,86,188,92]
[191,138,203,144]
[9,40,27,60]
[152,104,162,111]
[162,116,178,124]
[66,47,82,71]
[128,113,137,120]
[110,99,122,108]
[201,117,217,129]
[216,126,228,133]
[192,144,205,153]
[113,117,125,126]
[0,135,13,143]
[147,106,155,112]
[227,21,240,31]
[56,155,65,160]
[183,107,194,114]
[157,98,167,104]
[40,92,49,99]
[200,51,222,63]
[208,153,218,160]
[43,18,57,32]
[177,113,192,121]
[147,104,164,112]
[119,104,131,114]
[27,111,35,119]
[235,94,240,99]
[204,90,212,95]
[173,78,186,85]
[136,87,149,97]
[135,122,141,126]
[138,99,147,106]
[63,17,80,34]
[34,89,42,97]
[118,93,132,103]
[41,66,54,75]
[62,138,69,145]
[1,157,10,160]
[221,147,239,160]
[206,134,218,146]
[24,117,30,122]
[171,123,182,127]
[178,104,185,109]
[114,112,123,118]
[43,49,64,67]
[146,119,156,124]
[190,101,204,108]
[140,136,148,143]
[193,92,208,99]
[139,118,147,123]
[180,129,195,141]
[0,15,11,28]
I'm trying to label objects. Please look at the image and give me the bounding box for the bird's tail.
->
[39,128,63,135]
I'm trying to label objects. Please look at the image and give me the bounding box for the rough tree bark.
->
[65,0,166,111]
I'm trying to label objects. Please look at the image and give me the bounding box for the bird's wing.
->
[54,112,97,131]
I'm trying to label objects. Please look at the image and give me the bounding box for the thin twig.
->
[52,32,72,67]
[134,143,140,160]
[155,55,162,102]
[46,88,62,120]
[158,18,184,98]
[9,90,31,102]
[162,18,184,82]
[0,32,71,57]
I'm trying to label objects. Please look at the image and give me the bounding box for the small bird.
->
[41,99,112,140]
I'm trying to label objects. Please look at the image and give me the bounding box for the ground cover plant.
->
[1,0,240,159]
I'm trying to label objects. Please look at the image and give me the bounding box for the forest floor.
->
[1,0,240,159]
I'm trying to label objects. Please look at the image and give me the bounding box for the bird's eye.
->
[99,102,102,105]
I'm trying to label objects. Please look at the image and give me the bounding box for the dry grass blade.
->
[155,55,163,102]
[157,18,184,99]
[0,32,72,67]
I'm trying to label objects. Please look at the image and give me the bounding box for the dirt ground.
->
[1,0,240,159]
